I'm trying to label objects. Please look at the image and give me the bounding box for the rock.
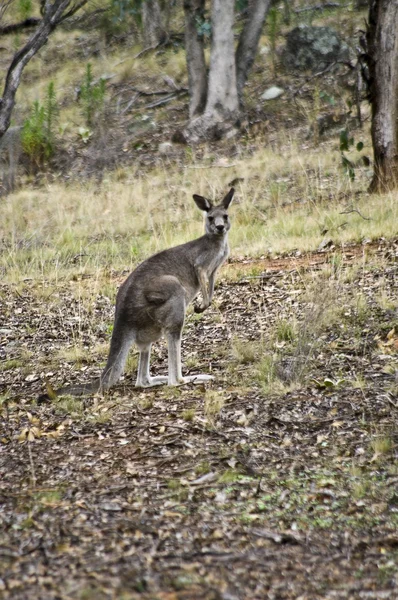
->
[261,86,285,100]
[282,25,350,73]
[158,141,173,154]
[355,0,369,8]
[318,238,334,251]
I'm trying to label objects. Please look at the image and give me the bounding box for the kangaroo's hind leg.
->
[154,278,213,386]
[139,275,213,386]
[135,342,169,387]
[166,330,214,385]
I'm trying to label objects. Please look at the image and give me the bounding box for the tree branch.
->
[0,0,88,139]
[0,17,41,35]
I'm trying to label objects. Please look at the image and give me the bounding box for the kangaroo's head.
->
[193,188,234,236]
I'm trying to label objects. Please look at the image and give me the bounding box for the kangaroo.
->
[40,187,234,399]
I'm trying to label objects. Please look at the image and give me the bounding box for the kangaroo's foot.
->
[135,375,169,388]
[135,374,214,388]
[171,374,214,386]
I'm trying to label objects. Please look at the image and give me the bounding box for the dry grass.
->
[2,138,397,285]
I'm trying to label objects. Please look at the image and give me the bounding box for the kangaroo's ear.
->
[193,194,213,212]
[222,187,235,209]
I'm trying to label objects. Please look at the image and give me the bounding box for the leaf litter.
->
[1,240,398,599]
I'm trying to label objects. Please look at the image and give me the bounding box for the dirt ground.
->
[1,241,398,600]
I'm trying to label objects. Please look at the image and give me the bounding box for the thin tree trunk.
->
[184,0,239,142]
[367,0,398,193]
[236,0,271,102]
[141,0,166,47]
[183,0,207,118]
[0,0,86,140]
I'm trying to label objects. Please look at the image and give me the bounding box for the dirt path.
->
[1,240,398,599]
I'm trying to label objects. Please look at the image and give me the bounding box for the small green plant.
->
[21,82,58,165]
[18,0,32,19]
[80,64,106,128]
[204,390,225,424]
[182,408,195,421]
[256,354,278,391]
[195,10,211,38]
[231,337,259,365]
[274,318,297,344]
[339,129,364,181]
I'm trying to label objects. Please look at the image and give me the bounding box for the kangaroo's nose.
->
[216,224,224,232]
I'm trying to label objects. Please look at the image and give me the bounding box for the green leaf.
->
[339,129,349,151]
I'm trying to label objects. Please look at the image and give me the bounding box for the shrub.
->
[79,64,106,128]
[21,82,58,166]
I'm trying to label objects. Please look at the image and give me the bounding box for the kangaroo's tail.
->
[38,322,135,403]
[37,378,104,403]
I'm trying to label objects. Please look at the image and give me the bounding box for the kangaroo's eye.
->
[223,215,228,221]
[208,216,214,222]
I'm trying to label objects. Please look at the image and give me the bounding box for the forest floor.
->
[1,240,398,599]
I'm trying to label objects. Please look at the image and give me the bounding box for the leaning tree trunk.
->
[0,0,85,140]
[235,0,272,102]
[184,0,239,142]
[183,0,207,118]
[367,0,398,193]
[141,0,166,47]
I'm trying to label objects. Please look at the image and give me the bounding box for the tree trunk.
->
[367,0,398,193]
[206,0,239,120]
[184,0,239,142]
[141,0,166,47]
[235,0,271,102]
[0,0,86,141]
[183,0,207,118]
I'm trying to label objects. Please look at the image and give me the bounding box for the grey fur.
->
[41,188,234,398]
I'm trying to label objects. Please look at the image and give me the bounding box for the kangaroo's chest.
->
[212,242,229,271]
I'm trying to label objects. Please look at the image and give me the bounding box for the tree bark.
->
[367,0,398,192]
[206,0,238,120]
[183,0,207,118]
[141,0,166,47]
[184,0,239,142]
[0,0,87,141]
[235,0,271,102]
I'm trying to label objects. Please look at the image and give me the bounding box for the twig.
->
[28,441,36,489]
[117,86,187,98]
[384,394,398,410]
[294,2,348,13]
[140,90,188,110]
[121,93,140,115]
[186,164,238,170]
[133,42,161,60]
[339,208,371,220]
